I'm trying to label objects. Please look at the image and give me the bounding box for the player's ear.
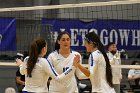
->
[42,47,46,52]
[57,40,60,44]
[90,43,96,48]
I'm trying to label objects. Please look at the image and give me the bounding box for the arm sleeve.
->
[88,53,98,78]
[42,59,76,87]
[46,54,53,65]
[19,57,28,75]
[19,63,26,75]
[42,59,76,81]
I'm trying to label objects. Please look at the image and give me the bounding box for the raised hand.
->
[73,54,80,68]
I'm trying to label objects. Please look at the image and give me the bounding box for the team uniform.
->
[88,50,116,93]
[47,50,86,93]
[107,51,122,93]
[19,56,75,93]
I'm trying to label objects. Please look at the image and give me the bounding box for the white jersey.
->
[19,56,75,93]
[47,50,86,93]
[107,51,122,84]
[88,50,116,93]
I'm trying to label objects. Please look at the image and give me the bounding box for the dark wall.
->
[0,66,18,93]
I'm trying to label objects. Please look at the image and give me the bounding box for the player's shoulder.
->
[92,50,102,55]
[38,57,48,65]
[90,50,102,59]
[47,50,59,57]
[39,57,47,61]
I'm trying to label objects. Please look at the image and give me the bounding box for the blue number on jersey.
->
[63,67,69,72]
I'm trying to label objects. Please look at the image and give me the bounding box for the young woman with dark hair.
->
[47,31,86,93]
[16,37,79,93]
[75,31,116,93]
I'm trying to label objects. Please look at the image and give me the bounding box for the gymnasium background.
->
[0,0,140,93]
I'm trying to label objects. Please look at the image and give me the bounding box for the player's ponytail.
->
[27,38,46,77]
[85,31,113,87]
[97,42,113,87]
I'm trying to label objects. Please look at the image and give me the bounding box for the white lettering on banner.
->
[53,28,140,49]
[119,29,130,46]
[0,34,2,44]
[110,29,118,44]
[79,29,88,46]
[71,29,79,46]
[71,29,88,46]
[132,30,140,46]
[100,29,108,45]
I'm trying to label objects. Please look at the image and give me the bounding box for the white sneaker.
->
[79,82,87,89]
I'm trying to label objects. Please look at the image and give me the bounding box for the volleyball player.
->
[16,37,80,93]
[47,31,86,93]
[75,31,116,93]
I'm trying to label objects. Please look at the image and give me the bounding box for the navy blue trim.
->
[64,68,72,75]
[22,91,34,93]
[47,59,58,76]
[90,54,94,66]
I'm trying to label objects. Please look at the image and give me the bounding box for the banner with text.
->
[0,18,16,51]
[42,19,140,50]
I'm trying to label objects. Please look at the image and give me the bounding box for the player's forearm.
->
[78,64,90,77]
[16,79,25,85]
[134,76,140,79]
[128,76,139,81]
[76,70,88,79]
[56,66,76,80]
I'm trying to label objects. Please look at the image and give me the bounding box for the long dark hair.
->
[85,31,113,87]
[27,38,47,77]
[55,31,71,50]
